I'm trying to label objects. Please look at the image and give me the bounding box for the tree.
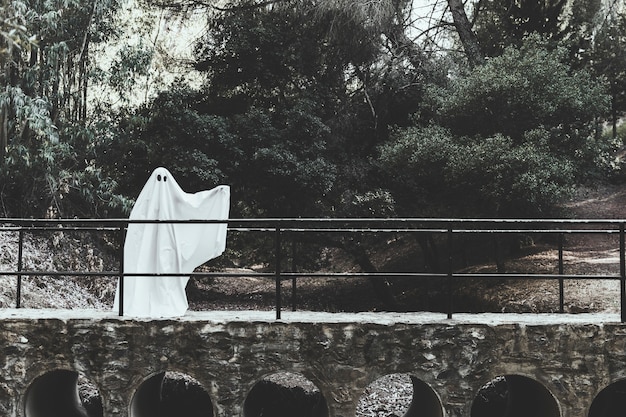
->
[0,0,128,217]
[380,126,576,218]
[436,38,608,153]
[139,0,425,308]
[472,0,570,57]
[379,39,610,219]
[592,9,626,139]
[447,0,483,67]
[1,0,54,160]
[470,0,609,69]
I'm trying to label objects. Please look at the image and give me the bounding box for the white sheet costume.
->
[113,167,230,317]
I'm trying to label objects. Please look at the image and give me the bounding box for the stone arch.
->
[24,369,102,417]
[130,371,214,417]
[588,378,626,416]
[356,373,444,417]
[243,371,329,417]
[471,374,560,417]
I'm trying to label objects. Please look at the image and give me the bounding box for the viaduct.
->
[1,309,625,417]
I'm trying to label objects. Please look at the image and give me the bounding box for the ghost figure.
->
[113,167,230,317]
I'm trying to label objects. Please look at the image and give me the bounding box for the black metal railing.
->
[1,218,625,321]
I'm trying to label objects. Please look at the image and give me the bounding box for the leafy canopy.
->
[436,37,608,147]
[380,38,609,218]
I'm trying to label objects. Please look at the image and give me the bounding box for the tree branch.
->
[447,0,484,68]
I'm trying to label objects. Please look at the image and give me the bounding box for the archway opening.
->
[24,369,103,417]
[471,375,560,417]
[356,373,443,417]
[244,372,328,417]
[130,371,213,417]
[588,378,626,417]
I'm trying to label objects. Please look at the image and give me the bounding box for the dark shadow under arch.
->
[24,369,102,417]
[404,376,444,417]
[471,375,560,417]
[130,371,213,417]
[588,379,626,417]
[244,372,328,417]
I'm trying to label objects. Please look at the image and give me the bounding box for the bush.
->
[379,126,574,217]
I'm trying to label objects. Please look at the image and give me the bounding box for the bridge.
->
[1,309,624,417]
[2,218,626,416]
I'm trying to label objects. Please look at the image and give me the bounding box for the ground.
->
[3,183,624,314]
[187,183,626,315]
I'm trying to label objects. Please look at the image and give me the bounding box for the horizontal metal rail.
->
[1,218,625,321]
[0,270,623,280]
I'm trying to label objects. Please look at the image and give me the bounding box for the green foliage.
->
[231,105,337,217]
[108,43,154,104]
[433,38,609,177]
[0,0,34,65]
[380,38,609,218]
[338,189,397,218]
[195,0,382,117]
[472,0,602,63]
[2,0,619,223]
[183,0,390,217]
[0,0,128,217]
[445,135,574,217]
[99,71,335,217]
[0,85,58,142]
[377,124,454,215]
[99,82,231,199]
[0,119,133,217]
[592,9,626,136]
[437,39,608,141]
[616,123,626,145]
[379,126,574,217]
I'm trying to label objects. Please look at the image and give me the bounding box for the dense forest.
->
[1,0,625,221]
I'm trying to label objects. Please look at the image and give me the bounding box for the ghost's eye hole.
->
[164,176,167,182]
[157,174,162,181]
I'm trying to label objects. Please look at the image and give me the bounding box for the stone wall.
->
[0,310,624,417]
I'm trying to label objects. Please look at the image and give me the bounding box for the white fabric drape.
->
[113,167,230,317]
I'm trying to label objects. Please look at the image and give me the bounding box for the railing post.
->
[16,229,23,308]
[619,223,626,323]
[447,227,453,319]
[118,223,125,316]
[291,237,297,312]
[275,224,282,320]
[558,233,564,313]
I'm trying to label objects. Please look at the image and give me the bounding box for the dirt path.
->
[455,184,626,314]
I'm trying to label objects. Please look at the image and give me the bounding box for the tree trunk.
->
[0,53,16,159]
[416,234,441,273]
[385,3,427,71]
[493,235,506,273]
[612,81,618,139]
[342,239,400,311]
[447,0,484,68]
[0,102,7,159]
